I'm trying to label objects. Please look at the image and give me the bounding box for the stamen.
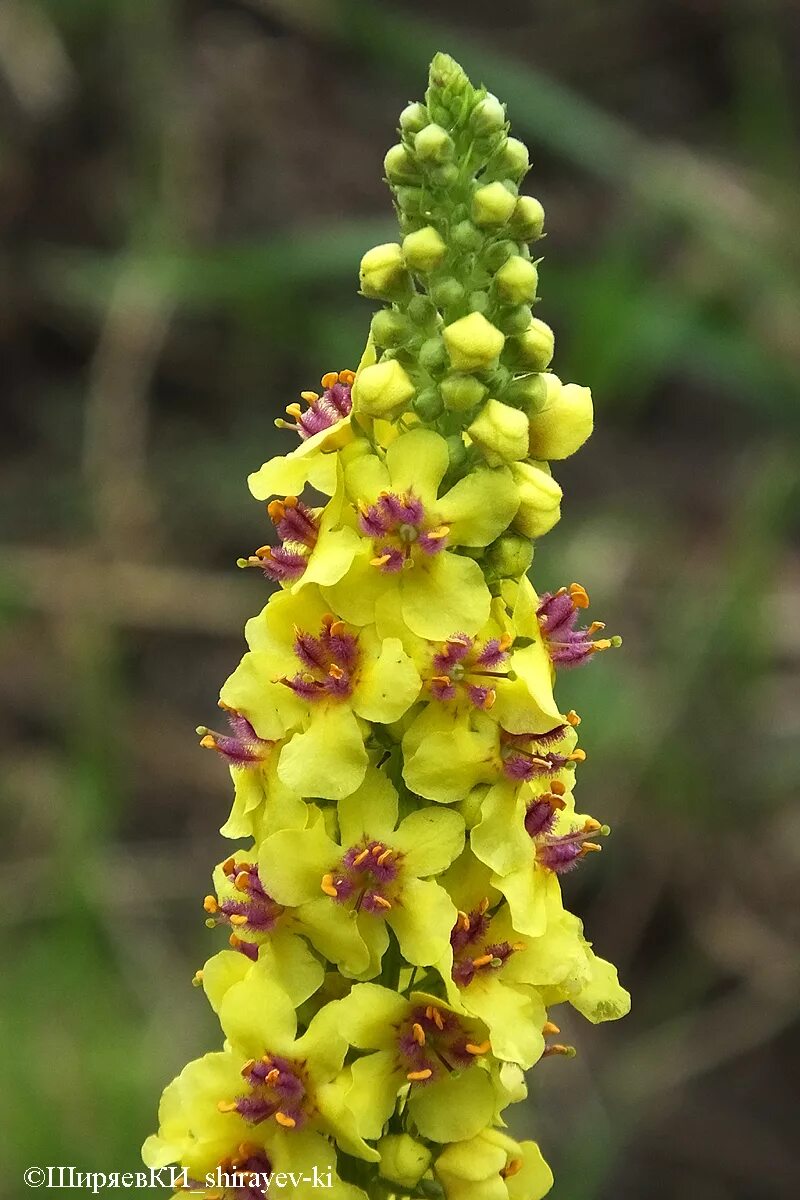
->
[203,895,218,914]
[274,1112,296,1128]
[501,1159,523,1180]
[217,1100,238,1113]
[543,1021,560,1035]
[412,1023,426,1046]
[472,954,494,969]
[465,1040,491,1055]
[371,894,392,910]
[542,1044,577,1058]
[321,873,338,897]
[406,1069,433,1082]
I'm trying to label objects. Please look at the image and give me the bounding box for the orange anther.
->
[274,1112,296,1128]
[321,372,339,389]
[229,914,248,927]
[371,894,392,910]
[412,1023,426,1046]
[217,1100,238,1113]
[353,848,371,867]
[569,583,590,608]
[406,1069,433,1082]
[203,895,218,914]
[543,1021,560,1035]
[465,1040,491,1055]
[235,872,251,892]
[321,873,339,898]
[301,390,320,402]
[472,954,494,969]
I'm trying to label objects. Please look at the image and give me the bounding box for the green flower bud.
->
[431,163,460,188]
[471,93,506,135]
[370,308,409,348]
[440,373,487,412]
[495,255,539,303]
[506,371,549,415]
[467,398,529,464]
[359,243,410,300]
[468,290,489,314]
[395,186,424,215]
[407,294,437,325]
[495,136,530,178]
[451,220,483,251]
[418,336,448,372]
[403,225,447,272]
[378,1134,432,1188]
[415,123,454,164]
[482,239,517,271]
[528,376,594,460]
[498,303,535,335]
[506,317,555,371]
[486,531,534,577]
[352,358,416,418]
[384,144,418,184]
[412,386,444,421]
[446,433,469,472]
[443,311,505,372]
[511,459,562,537]
[510,194,545,240]
[472,180,517,226]
[431,277,465,308]
[399,102,428,135]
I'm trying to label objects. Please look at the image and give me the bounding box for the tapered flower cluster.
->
[145,54,629,1200]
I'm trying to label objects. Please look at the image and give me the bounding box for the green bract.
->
[146,52,629,1200]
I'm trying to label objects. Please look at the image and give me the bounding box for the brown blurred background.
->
[1,2,799,1197]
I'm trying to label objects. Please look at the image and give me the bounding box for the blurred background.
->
[1,1,799,1197]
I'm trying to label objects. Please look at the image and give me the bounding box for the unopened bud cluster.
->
[144,53,628,1200]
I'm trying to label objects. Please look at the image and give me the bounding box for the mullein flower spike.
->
[146,53,629,1200]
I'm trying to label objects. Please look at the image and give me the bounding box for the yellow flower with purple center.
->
[197,704,305,840]
[336,983,507,1144]
[143,968,376,1200]
[322,428,519,640]
[220,587,421,800]
[239,486,361,594]
[248,370,356,501]
[256,768,463,978]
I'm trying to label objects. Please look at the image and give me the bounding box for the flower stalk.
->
[145,53,629,1200]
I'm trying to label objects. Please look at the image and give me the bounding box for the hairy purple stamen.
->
[538,583,620,669]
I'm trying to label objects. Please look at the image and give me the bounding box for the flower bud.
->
[481,239,516,272]
[511,460,562,537]
[370,308,408,348]
[468,290,489,314]
[418,336,448,372]
[440,373,487,412]
[452,220,483,251]
[506,317,554,371]
[471,93,506,135]
[510,194,545,240]
[472,181,517,227]
[468,398,529,464]
[359,243,410,300]
[446,434,469,472]
[352,358,416,418]
[495,136,530,178]
[487,531,534,577]
[399,102,428,135]
[378,1134,432,1188]
[412,387,444,421]
[499,304,535,336]
[407,295,437,325]
[506,371,548,415]
[403,225,447,272]
[431,277,465,309]
[384,144,418,184]
[431,163,459,188]
[528,377,593,460]
[495,256,539,303]
[395,186,424,215]
[415,123,455,164]
[443,311,505,372]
